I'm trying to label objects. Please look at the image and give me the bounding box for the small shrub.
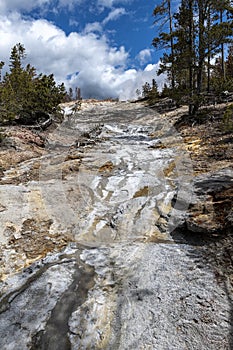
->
[71,100,82,114]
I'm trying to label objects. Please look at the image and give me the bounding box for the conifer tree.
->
[141,80,159,105]
[152,0,175,88]
[0,43,66,123]
[226,45,233,76]
[152,0,233,114]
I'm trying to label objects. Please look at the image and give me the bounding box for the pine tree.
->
[212,0,233,79]
[152,0,233,114]
[148,79,159,104]
[152,0,175,88]
[0,43,66,123]
[174,0,195,111]
[141,80,159,105]
[211,44,233,93]
[226,45,233,76]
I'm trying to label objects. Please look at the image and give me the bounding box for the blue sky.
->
[43,0,158,61]
[0,0,168,99]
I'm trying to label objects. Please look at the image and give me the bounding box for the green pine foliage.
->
[0,43,66,124]
[211,45,233,94]
[142,79,159,105]
[152,0,233,114]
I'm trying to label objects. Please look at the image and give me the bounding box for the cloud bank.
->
[0,5,165,100]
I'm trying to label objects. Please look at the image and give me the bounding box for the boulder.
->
[186,168,233,233]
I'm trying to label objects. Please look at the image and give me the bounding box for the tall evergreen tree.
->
[226,44,233,76]
[152,0,175,88]
[153,0,233,114]
[212,0,233,78]
[174,0,195,111]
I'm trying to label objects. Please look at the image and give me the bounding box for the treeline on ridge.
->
[143,0,233,115]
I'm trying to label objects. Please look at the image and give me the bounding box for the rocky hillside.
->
[0,100,232,349]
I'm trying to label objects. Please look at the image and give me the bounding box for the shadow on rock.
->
[171,167,233,349]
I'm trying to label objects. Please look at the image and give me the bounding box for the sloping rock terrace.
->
[0,101,232,349]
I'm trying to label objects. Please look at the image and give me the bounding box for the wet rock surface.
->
[0,101,232,349]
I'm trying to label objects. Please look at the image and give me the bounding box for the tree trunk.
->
[188,0,194,115]
[220,10,226,80]
[207,5,211,93]
[168,0,175,89]
[197,1,205,95]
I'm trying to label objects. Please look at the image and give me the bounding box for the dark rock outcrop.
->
[186,168,233,234]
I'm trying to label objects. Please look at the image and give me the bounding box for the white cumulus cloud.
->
[0,13,165,100]
[137,49,152,65]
